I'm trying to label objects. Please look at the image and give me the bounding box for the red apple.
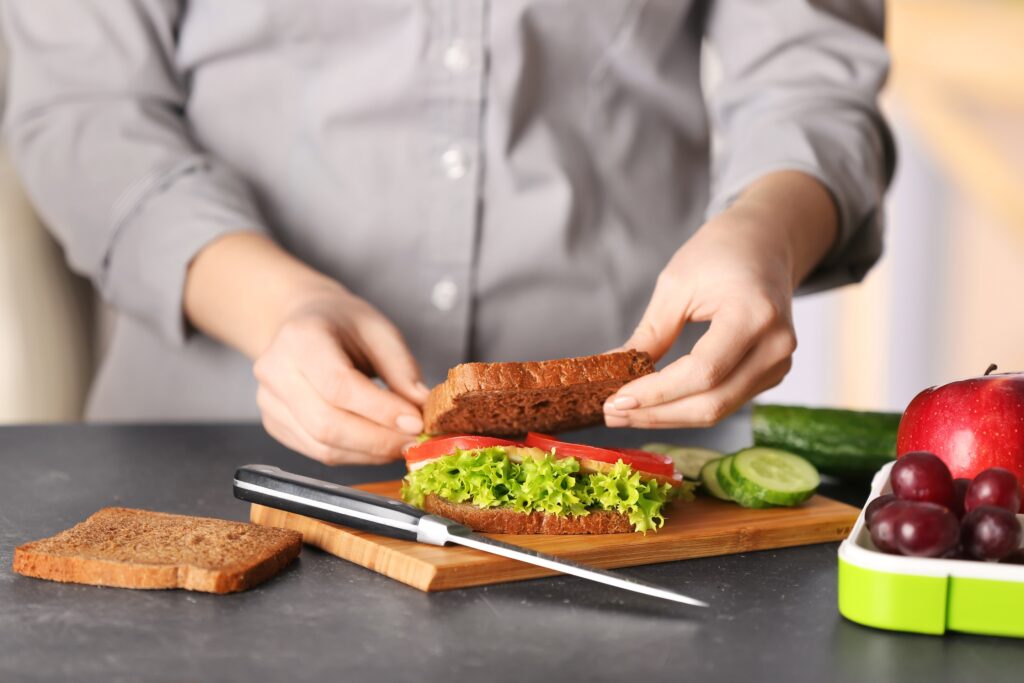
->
[897,365,1024,512]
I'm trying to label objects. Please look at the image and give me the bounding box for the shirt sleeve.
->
[703,0,896,293]
[1,0,270,344]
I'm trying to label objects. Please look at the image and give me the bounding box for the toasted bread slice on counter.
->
[12,507,302,594]
[423,350,654,436]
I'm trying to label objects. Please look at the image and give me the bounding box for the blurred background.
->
[0,0,1022,423]
[762,0,1024,411]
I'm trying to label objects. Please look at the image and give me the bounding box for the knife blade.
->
[233,464,708,608]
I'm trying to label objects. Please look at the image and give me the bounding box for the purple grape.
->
[965,468,1022,515]
[865,494,898,528]
[891,452,954,509]
[868,502,905,554]
[961,506,1022,561]
[951,478,971,519]
[892,502,960,558]
[940,544,965,560]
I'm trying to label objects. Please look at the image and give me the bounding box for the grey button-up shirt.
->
[2,0,892,421]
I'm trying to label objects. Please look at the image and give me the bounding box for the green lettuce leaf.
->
[585,461,690,532]
[401,447,692,533]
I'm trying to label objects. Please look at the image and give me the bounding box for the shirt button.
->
[431,278,459,312]
[440,147,469,180]
[443,41,472,73]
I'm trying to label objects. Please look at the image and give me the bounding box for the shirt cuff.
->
[100,159,270,345]
[705,115,891,294]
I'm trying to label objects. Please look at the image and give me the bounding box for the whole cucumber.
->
[752,404,901,478]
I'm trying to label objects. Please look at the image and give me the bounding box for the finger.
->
[618,357,791,429]
[295,329,426,435]
[258,387,404,464]
[283,377,415,459]
[608,301,785,410]
[259,387,339,462]
[607,347,793,429]
[353,313,431,406]
[260,404,309,455]
[262,409,390,464]
[620,272,690,362]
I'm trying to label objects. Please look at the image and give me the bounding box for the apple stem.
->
[985,363,998,376]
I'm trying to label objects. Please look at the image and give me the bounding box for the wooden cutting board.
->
[250,480,858,591]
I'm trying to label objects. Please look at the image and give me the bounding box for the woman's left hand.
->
[603,171,838,429]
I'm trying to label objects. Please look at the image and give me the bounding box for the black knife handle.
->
[233,464,428,542]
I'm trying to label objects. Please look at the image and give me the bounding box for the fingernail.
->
[607,395,639,411]
[604,414,630,428]
[396,414,424,435]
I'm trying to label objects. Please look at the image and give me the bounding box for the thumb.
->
[355,315,430,406]
[620,277,687,363]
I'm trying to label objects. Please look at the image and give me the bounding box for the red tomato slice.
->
[608,448,677,478]
[618,448,675,471]
[523,433,676,478]
[404,435,520,463]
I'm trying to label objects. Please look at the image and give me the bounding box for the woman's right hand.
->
[184,232,429,465]
[253,288,430,464]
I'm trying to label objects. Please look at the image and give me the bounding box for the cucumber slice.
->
[715,455,746,506]
[643,443,724,480]
[717,455,775,509]
[699,458,732,501]
[715,455,736,497]
[729,447,820,506]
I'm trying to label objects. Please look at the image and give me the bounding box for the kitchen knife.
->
[233,464,708,607]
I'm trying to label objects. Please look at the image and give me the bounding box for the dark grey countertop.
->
[1,419,1022,683]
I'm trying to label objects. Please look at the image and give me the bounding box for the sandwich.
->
[401,351,693,534]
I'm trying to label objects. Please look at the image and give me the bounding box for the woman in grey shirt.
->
[2,1,892,464]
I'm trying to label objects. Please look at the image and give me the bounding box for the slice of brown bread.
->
[423,350,654,436]
[12,507,302,594]
[422,494,633,534]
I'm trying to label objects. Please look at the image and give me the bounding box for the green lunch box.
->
[838,462,1024,638]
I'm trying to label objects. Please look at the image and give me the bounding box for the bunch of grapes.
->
[866,452,1023,561]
